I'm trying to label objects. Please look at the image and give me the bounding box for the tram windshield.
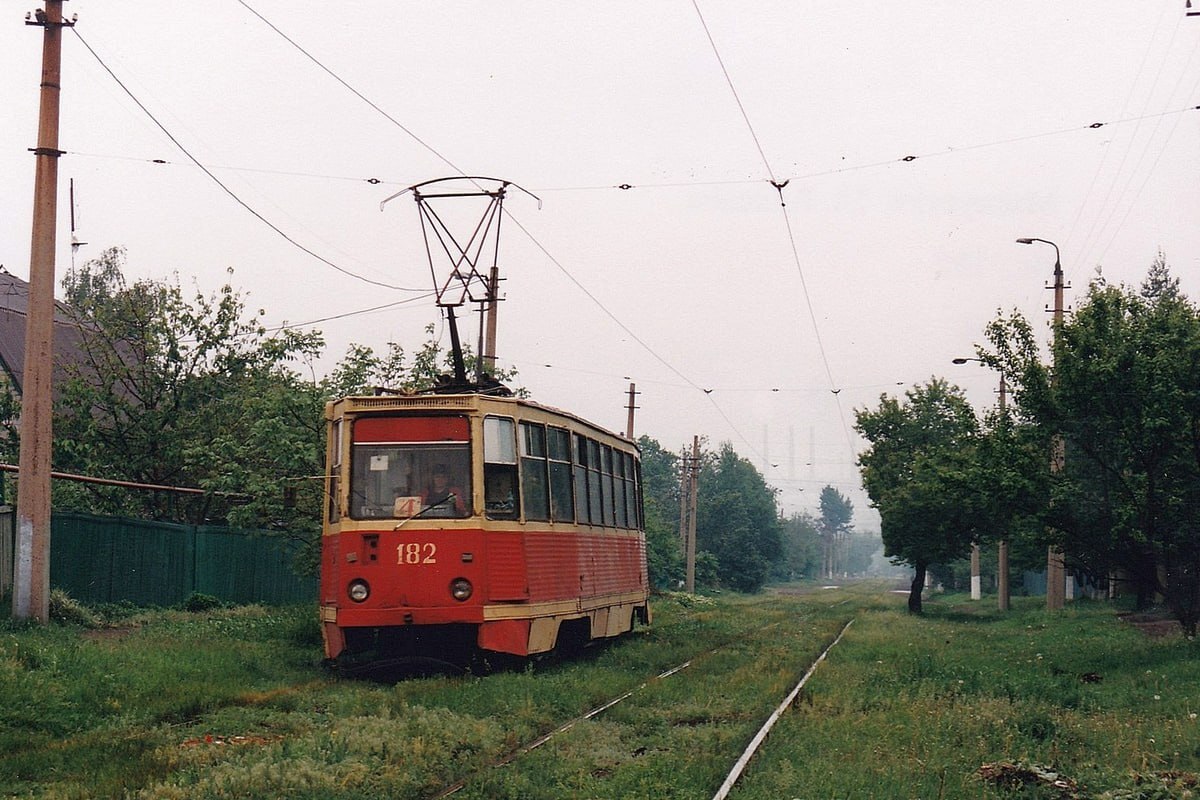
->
[350,444,471,519]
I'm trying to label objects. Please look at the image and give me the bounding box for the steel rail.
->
[430,660,694,799]
[711,618,856,800]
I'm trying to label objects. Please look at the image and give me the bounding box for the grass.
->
[733,594,1200,799]
[0,587,1196,798]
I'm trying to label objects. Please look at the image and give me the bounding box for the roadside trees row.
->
[856,255,1200,635]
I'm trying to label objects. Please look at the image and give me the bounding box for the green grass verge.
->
[734,593,1200,799]
[1,587,1196,799]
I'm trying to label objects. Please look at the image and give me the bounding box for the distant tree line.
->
[637,438,878,592]
[856,253,1200,636]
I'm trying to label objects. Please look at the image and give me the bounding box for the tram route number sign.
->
[393,495,422,517]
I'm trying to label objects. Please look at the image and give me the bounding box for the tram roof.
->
[327,392,638,451]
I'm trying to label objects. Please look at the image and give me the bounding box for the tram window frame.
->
[586,438,603,526]
[328,418,343,523]
[613,448,628,528]
[599,444,615,526]
[632,456,644,529]
[483,416,519,520]
[624,452,640,529]
[573,433,591,525]
[349,443,471,520]
[519,422,550,522]
[548,427,575,523]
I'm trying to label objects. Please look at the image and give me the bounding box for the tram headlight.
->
[347,579,370,603]
[450,578,473,601]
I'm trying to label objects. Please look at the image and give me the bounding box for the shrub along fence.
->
[2,509,314,607]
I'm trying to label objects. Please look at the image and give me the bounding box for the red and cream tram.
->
[319,392,651,664]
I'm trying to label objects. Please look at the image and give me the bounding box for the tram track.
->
[425,595,863,800]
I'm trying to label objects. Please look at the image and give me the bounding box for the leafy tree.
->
[775,512,822,581]
[987,255,1200,633]
[53,247,325,528]
[855,378,979,612]
[818,485,854,577]
[324,326,522,398]
[636,435,685,589]
[695,442,782,592]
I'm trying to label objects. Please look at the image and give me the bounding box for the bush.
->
[180,592,224,613]
[48,589,103,628]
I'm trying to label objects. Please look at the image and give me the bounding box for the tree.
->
[855,378,979,613]
[636,435,685,589]
[986,255,1200,633]
[323,327,522,398]
[818,485,854,578]
[695,442,782,592]
[53,247,325,527]
[775,512,822,581]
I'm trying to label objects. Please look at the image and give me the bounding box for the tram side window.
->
[519,422,550,522]
[484,416,519,519]
[573,433,591,524]
[547,427,575,522]
[587,439,603,526]
[624,453,643,527]
[600,445,615,526]
[613,449,628,528]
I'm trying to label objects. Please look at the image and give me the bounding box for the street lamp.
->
[1016,238,1064,328]
[953,356,1010,610]
[1016,236,1068,610]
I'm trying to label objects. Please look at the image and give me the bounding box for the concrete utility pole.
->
[1017,236,1068,611]
[953,357,1011,609]
[14,0,72,622]
[625,382,638,440]
[482,265,500,375]
[686,436,699,593]
[996,370,1011,611]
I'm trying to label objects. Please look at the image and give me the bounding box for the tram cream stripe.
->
[711,618,855,800]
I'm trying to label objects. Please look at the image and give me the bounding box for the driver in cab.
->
[421,463,466,517]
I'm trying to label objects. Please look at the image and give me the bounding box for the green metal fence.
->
[43,511,315,606]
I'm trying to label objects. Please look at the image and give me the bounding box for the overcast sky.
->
[2,2,1198,524]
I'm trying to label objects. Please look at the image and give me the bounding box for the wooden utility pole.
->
[14,1,71,622]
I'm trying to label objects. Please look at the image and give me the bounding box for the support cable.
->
[690,0,778,183]
[689,0,855,463]
[59,103,1200,200]
[235,0,463,177]
[238,0,725,418]
[69,28,422,293]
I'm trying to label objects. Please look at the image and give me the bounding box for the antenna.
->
[382,177,538,394]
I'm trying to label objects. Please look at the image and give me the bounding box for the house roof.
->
[0,268,90,397]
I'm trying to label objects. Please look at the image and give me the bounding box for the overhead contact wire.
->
[690,0,778,183]
[61,104,1199,200]
[236,0,465,178]
[238,1,729,413]
[69,28,420,294]
[691,0,856,462]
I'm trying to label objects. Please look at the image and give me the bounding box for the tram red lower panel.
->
[322,526,648,659]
